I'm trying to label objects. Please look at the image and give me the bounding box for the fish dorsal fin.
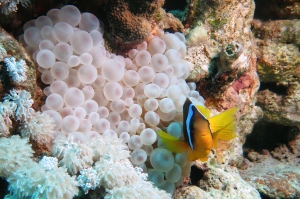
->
[208,107,238,148]
[157,129,190,153]
[195,105,211,119]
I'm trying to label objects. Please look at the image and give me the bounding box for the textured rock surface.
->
[180,160,261,199]
[174,186,209,199]
[253,19,300,126]
[240,154,300,199]
[181,0,260,166]
[270,0,300,19]
[253,20,300,84]
[103,0,164,54]
[154,8,184,33]
[257,84,300,126]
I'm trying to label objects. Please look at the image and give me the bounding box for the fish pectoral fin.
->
[157,129,190,153]
[187,150,209,162]
[198,157,208,162]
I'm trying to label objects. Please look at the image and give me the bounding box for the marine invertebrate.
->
[19,4,200,195]
[95,157,171,198]
[39,156,58,171]
[103,0,164,54]
[77,167,99,194]
[2,89,33,121]
[88,133,130,162]
[0,135,34,178]
[5,161,79,199]
[4,57,27,83]
[0,0,30,15]
[52,136,94,175]
[20,111,55,144]
[0,101,13,136]
[218,42,245,76]
[0,89,34,136]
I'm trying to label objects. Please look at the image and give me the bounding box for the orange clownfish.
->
[157,98,238,162]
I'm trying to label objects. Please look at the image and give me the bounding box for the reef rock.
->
[253,19,300,126]
[240,154,300,198]
[0,27,43,109]
[181,0,260,166]
[176,160,260,199]
[103,0,164,54]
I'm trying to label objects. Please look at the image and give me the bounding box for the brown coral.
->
[103,0,164,55]
[0,27,43,108]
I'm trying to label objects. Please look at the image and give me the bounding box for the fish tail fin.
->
[208,107,238,148]
[157,129,190,153]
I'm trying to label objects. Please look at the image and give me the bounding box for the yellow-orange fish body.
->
[157,98,237,162]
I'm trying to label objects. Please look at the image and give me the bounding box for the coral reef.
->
[103,0,164,54]
[174,159,260,199]
[5,161,79,199]
[4,57,27,84]
[52,136,94,175]
[20,111,55,144]
[0,89,34,136]
[0,0,30,15]
[77,167,99,194]
[0,0,299,198]
[252,19,300,126]
[0,135,34,178]
[154,7,184,33]
[257,84,300,126]
[271,0,300,19]
[182,0,260,166]
[0,27,43,109]
[240,153,300,198]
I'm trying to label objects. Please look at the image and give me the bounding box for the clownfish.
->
[157,98,238,162]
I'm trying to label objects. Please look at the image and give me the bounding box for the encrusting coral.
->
[103,0,164,54]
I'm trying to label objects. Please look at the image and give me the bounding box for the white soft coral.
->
[4,57,27,83]
[95,158,171,199]
[0,89,34,136]
[5,160,78,199]
[90,136,171,199]
[20,111,55,144]
[0,135,34,178]
[88,134,130,162]
[52,136,94,175]
[2,89,34,121]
